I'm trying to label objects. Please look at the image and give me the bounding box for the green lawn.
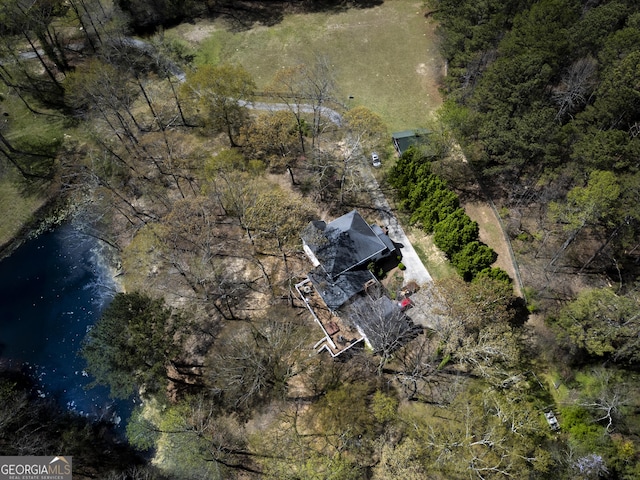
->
[0,177,46,248]
[0,83,62,250]
[167,0,443,131]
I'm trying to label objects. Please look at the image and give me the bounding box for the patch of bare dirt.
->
[180,20,218,43]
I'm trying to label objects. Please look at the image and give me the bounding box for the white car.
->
[371,152,381,167]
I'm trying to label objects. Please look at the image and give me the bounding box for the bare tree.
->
[335,134,365,205]
[388,334,441,401]
[576,368,629,433]
[67,0,119,52]
[419,401,517,478]
[206,314,313,412]
[300,54,338,148]
[266,65,311,154]
[454,322,522,382]
[552,56,597,121]
[266,55,338,151]
[347,295,422,373]
[308,135,367,206]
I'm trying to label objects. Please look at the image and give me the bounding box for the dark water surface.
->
[0,222,132,427]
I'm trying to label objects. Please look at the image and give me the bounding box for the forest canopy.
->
[431,0,640,292]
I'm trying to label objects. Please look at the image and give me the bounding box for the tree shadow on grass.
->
[215,0,385,31]
[509,296,530,328]
[124,0,384,34]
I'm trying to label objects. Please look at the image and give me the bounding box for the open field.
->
[167,0,444,131]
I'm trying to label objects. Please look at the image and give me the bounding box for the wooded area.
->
[1,0,640,478]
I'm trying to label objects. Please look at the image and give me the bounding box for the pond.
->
[0,222,133,429]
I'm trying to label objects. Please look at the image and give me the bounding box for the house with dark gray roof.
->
[302,210,396,279]
[301,210,397,311]
[298,210,419,356]
[306,269,374,312]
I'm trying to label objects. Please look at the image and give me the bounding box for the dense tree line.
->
[115,0,385,33]
[432,0,640,284]
[390,146,505,282]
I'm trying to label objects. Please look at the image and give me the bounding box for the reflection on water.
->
[0,222,133,428]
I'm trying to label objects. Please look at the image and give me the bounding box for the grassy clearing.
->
[167,0,443,131]
[0,176,46,247]
[540,371,571,405]
[399,400,451,426]
[407,225,457,280]
[0,81,65,249]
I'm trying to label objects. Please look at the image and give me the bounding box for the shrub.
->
[561,405,610,452]
[410,186,459,233]
[475,267,512,285]
[452,241,497,280]
[371,391,399,423]
[367,261,385,278]
[388,147,432,199]
[433,208,479,257]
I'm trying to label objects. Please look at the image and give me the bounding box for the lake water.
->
[0,222,133,427]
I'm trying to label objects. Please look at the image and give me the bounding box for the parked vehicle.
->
[371,152,381,167]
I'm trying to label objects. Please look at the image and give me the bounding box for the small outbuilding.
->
[392,129,430,156]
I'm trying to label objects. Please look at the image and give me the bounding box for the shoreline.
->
[0,194,68,262]
[1,194,125,295]
[0,219,129,427]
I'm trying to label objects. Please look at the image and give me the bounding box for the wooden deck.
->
[295,279,364,357]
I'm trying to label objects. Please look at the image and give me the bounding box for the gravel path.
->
[238,100,343,126]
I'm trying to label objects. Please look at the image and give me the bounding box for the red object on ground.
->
[399,297,412,311]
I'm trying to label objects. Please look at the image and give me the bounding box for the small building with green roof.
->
[392,129,430,156]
